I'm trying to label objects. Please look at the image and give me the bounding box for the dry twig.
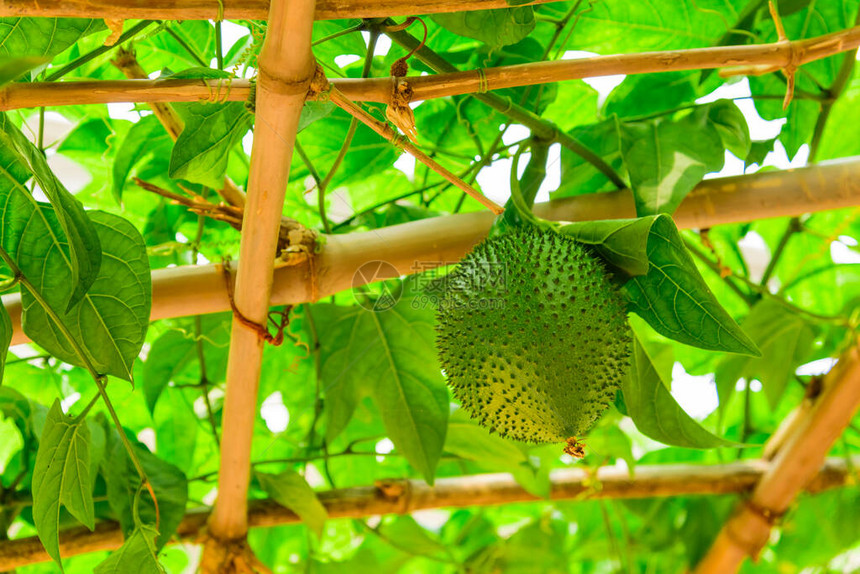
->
[324,75,504,214]
[111,47,248,208]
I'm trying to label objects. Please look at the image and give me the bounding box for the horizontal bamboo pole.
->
[0,457,854,569]
[693,346,860,574]
[0,0,557,21]
[4,157,860,347]
[3,24,858,112]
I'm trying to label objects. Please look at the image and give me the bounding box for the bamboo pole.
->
[3,24,858,112]
[693,346,860,574]
[4,157,860,347]
[205,0,316,548]
[0,457,855,570]
[0,0,558,21]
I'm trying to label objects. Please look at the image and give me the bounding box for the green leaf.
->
[0,387,32,438]
[556,117,625,198]
[314,300,449,484]
[0,113,101,310]
[141,330,198,414]
[257,470,328,539]
[0,301,9,382]
[560,216,655,277]
[624,215,760,356]
[746,137,777,168]
[291,109,397,191]
[299,101,336,133]
[604,72,697,118]
[21,211,151,381]
[0,55,48,86]
[622,336,737,448]
[621,111,724,216]
[32,400,94,570]
[566,2,740,54]
[0,18,104,60]
[586,425,636,469]
[152,391,198,477]
[432,8,535,48]
[378,516,450,560]
[142,315,231,413]
[749,74,818,158]
[715,299,818,410]
[706,100,750,159]
[111,115,173,203]
[776,489,860,567]
[94,524,165,574]
[444,415,529,470]
[103,427,188,551]
[168,100,253,189]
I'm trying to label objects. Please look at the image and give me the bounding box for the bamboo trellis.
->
[0,0,558,21]
[3,24,860,111]
[3,157,860,347]
[0,457,856,569]
[2,0,860,571]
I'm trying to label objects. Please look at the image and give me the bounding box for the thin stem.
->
[685,238,853,327]
[684,238,755,305]
[331,183,444,230]
[0,246,157,526]
[312,23,365,47]
[737,381,753,460]
[36,107,45,151]
[758,217,800,288]
[383,23,627,190]
[328,86,503,214]
[809,9,860,162]
[598,499,628,574]
[301,305,326,466]
[44,20,157,82]
[215,21,224,71]
[308,32,380,233]
[164,25,208,68]
[294,141,330,232]
[3,354,50,366]
[190,210,220,446]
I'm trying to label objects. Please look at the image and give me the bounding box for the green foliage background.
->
[0,0,859,572]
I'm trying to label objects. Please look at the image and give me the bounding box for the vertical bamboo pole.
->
[206,0,316,543]
[693,344,860,573]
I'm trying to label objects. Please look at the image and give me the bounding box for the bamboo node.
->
[375,479,413,514]
[307,64,332,101]
[742,498,785,526]
[385,79,419,143]
[476,68,490,94]
[767,0,798,109]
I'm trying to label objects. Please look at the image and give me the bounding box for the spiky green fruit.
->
[436,226,631,444]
